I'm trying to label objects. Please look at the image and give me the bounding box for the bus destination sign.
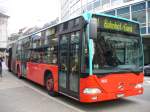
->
[95,15,140,35]
[104,19,132,33]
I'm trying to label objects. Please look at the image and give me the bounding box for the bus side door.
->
[59,31,80,98]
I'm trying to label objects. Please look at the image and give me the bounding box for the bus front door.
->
[59,35,69,94]
[59,32,80,99]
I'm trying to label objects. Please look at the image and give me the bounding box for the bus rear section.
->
[79,13,144,103]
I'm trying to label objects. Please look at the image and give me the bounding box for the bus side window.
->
[38,52,43,63]
[30,51,38,63]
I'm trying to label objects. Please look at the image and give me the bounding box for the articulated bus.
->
[6,12,144,103]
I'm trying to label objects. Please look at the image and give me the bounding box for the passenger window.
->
[41,31,46,46]
[42,28,58,64]
[21,37,31,61]
[30,51,39,62]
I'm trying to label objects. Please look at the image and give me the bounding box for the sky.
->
[0,0,60,35]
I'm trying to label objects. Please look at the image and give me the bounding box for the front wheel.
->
[46,75,58,96]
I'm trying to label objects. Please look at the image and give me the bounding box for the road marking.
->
[21,80,85,112]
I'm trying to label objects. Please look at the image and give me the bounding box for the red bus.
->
[6,12,144,103]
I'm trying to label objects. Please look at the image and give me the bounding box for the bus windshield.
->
[92,31,143,74]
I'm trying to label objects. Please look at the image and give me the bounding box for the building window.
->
[112,0,123,6]
[93,0,100,9]
[131,2,146,12]
[148,2,150,33]
[131,2,146,26]
[148,27,150,33]
[118,13,130,19]
[148,10,150,26]
[123,0,133,3]
[140,27,146,34]
[87,3,92,11]
[105,10,115,16]
[82,5,87,13]
[132,10,146,25]
[87,0,94,4]
[148,23,150,34]
[82,0,87,6]
[117,7,129,15]
[148,1,150,8]
[102,0,110,7]
[117,6,130,19]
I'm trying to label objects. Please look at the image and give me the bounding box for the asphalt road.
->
[0,65,150,112]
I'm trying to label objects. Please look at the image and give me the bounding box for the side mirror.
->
[89,18,97,39]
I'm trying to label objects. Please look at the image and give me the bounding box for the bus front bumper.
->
[80,88,143,103]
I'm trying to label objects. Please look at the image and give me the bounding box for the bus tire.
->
[46,74,58,97]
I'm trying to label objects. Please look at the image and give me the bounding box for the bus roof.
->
[11,12,139,42]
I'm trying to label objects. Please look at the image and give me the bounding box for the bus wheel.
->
[46,75,57,96]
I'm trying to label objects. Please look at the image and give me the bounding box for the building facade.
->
[0,12,8,55]
[61,0,150,65]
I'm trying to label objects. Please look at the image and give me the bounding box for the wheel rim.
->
[46,77,54,92]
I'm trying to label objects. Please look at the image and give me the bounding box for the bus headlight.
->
[135,83,143,89]
[83,88,101,94]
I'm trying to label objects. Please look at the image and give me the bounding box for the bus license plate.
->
[117,94,124,98]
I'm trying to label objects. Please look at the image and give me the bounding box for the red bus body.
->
[15,60,143,103]
[26,62,58,92]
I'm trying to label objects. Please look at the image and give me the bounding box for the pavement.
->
[0,62,150,112]
[0,63,80,112]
